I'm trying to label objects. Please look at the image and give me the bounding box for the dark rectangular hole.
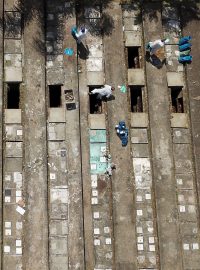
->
[49,85,61,107]
[170,87,184,113]
[130,86,143,112]
[7,83,20,109]
[128,46,140,68]
[89,86,102,114]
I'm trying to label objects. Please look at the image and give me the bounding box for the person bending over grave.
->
[89,85,115,99]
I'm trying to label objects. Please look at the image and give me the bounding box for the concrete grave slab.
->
[167,72,184,87]
[46,54,63,68]
[48,123,66,141]
[89,44,103,58]
[5,158,22,172]
[180,222,198,237]
[6,124,23,141]
[6,142,23,157]
[50,203,68,219]
[132,144,149,158]
[4,54,22,68]
[87,58,103,72]
[176,174,194,190]
[4,12,21,39]
[89,114,106,129]
[171,113,188,128]
[128,69,145,85]
[50,220,68,236]
[47,68,64,85]
[172,128,190,144]
[5,67,22,82]
[122,4,141,18]
[48,108,65,123]
[87,71,105,86]
[50,237,68,255]
[50,255,68,270]
[125,31,142,46]
[50,188,68,204]
[131,113,148,128]
[131,128,148,143]
[4,40,22,54]
[124,17,142,31]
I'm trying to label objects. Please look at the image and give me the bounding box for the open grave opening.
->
[89,86,102,114]
[130,86,143,112]
[170,86,184,113]
[7,83,20,109]
[127,46,140,68]
[49,85,62,107]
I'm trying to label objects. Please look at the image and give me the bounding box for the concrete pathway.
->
[104,2,137,269]
[23,1,49,269]
[143,2,182,269]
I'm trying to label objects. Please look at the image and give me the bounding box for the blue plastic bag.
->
[179,43,192,51]
[179,36,192,45]
[178,55,192,63]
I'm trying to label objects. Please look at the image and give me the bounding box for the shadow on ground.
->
[121,0,200,27]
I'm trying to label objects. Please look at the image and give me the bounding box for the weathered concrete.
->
[22,1,49,269]
[77,12,95,270]
[0,0,3,267]
[143,2,182,269]
[167,71,184,87]
[63,5,85,270]
[131,113,148,127]
[128,68,145,85]
[182,0,200,233]
[104,2,137,269]
[171,113,189,128]
[89,114,106,129]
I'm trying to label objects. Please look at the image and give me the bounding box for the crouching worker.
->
[89,85,115,100]
[71,26,88,44]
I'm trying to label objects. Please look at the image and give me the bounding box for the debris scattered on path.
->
[64,48,74,56]
[118,85,127,93]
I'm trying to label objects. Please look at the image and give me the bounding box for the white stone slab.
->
[192,243,199,250]
[183,243,190,250]
[16,222,22,230]
[105,238,112,245]
[5,196,11,203]
[137,244,144,251]
[149,245,155,251]
[94,239,100,246]
[136,227,143,234]
[16,240,22,247]
[137,236,143,243]
[16,247,22,255]
[4,246,10,253]
[149,237,155,244]
[137,210,143,216]
[91,197,98,205]
[5,229,11,236]
[5,221,11,228]
[94,228,100,235]
[16,206,25,215]
[93,212,100,219]
[92,190,98,197]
